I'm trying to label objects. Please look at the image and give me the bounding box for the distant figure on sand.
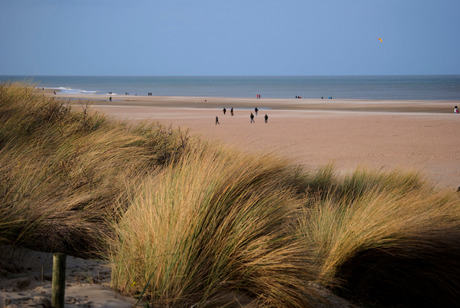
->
[264,114,268,123]
[109,96,112,102]
[250,113,255,123]
[454,106,459,113]
[215,116,220,125]
[255,107,259,116]
[223,107,226,115]
[231,107,234,116]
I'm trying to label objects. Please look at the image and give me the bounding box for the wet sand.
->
[58,93,460,189]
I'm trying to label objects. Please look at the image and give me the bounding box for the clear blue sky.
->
[1,0,459,76]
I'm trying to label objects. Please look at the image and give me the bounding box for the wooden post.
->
[51,253,66,308]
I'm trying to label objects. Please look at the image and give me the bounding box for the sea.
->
[1,75,459,100]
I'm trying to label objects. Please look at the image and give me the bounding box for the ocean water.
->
[1,75,459,100]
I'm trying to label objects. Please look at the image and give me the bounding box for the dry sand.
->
[61,93,460,189]
[0,246,136,308]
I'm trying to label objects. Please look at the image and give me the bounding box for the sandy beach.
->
[56,93,460,190]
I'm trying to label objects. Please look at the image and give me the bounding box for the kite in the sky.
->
[378,38,383,42]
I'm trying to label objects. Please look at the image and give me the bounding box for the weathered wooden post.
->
[51,253,66,308]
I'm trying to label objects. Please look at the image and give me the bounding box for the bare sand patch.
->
[0,246,136,308]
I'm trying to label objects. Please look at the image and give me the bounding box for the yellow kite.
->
[378,38,383,42]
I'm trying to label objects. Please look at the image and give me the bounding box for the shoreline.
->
[54,92,459,114]
[12,74,459,101]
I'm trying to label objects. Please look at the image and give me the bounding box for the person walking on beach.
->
[264,114,268,123]
[223,107,226,115]
[255,107,259,116]
[231,107,234,116]
[109,96,112,102]
[454,105,459,113]
[215,116,220,125]
[250,113,255,123]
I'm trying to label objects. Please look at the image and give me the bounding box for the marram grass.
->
[110,147,321,307]
[300,181,460,306]
[0,83,191,255]
[2,83,460,307]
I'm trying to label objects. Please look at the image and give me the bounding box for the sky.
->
[0,0,459,76]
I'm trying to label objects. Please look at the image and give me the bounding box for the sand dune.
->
[2,92,458,307]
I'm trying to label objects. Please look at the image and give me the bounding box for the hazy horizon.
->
[2,73,460,77]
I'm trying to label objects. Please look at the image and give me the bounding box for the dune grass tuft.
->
[110,147,321,307]
[0,83,191,255]
[299,173,460,306]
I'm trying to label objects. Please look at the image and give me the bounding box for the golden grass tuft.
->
[110,146,321,307]
[300,175,460,306]
[0,83,191,255]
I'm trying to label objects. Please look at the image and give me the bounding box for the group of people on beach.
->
[216,107,268,125]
